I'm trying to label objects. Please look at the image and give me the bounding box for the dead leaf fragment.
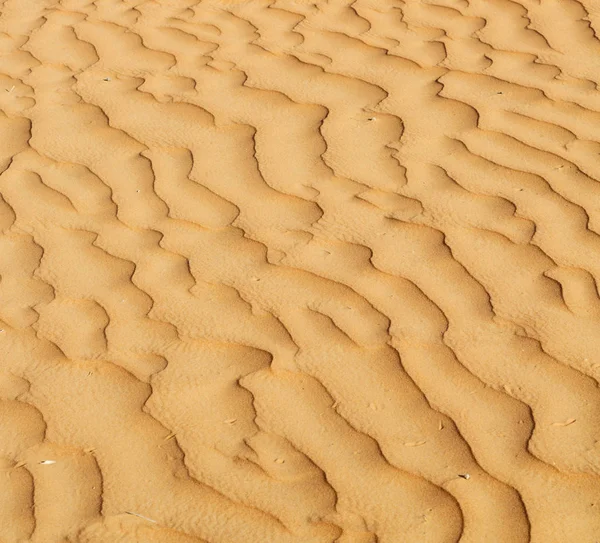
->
[551,418,576,427]
[404,440,427,447]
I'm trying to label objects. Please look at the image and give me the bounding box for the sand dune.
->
[1,0,600,541]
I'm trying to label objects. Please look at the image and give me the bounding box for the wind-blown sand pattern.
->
[1,0,600,541]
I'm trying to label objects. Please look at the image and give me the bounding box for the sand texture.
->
[1,0,600,541]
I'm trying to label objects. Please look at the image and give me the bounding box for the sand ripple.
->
[1,0,600,541]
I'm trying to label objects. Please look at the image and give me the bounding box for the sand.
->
[1,0,600,541]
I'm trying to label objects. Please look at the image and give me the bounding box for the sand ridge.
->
[1,0,600,541]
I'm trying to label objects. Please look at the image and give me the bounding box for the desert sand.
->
[1,0,600,541]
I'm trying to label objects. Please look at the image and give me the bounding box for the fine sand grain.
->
[1,0,600,542]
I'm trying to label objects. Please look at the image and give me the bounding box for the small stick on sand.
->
[125,511,157,523]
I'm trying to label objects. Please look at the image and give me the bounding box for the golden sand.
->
[1,0,600,541]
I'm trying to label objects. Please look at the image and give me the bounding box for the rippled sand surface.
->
[1,1,600,541]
